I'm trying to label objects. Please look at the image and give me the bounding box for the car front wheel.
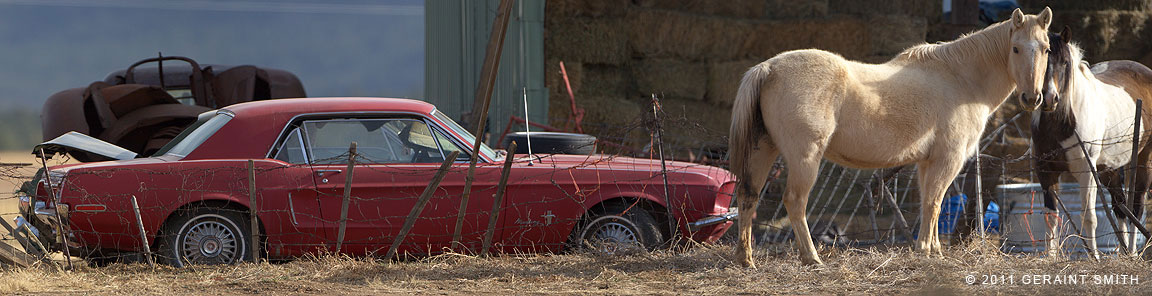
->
[576,204,664,253]
[157,208,252,267]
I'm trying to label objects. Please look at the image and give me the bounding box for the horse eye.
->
[1013,47,1019,54]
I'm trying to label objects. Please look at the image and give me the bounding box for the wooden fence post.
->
[455,0,517,250]
[130,195,154,266]
[38,148,71,269]
[482,142,516,256]
[336,142,357,254]
[247,160,260,262]
[387,151,460,260]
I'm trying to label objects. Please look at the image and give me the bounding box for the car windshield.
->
[432,110,497,160]
[152,111,233,157]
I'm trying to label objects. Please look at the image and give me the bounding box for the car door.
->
[302,116,488,255]
[261,126,332,256]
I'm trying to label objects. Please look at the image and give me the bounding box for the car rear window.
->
[152,111,233,157]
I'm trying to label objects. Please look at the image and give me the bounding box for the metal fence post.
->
[652,95,677,241]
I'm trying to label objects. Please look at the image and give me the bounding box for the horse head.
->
[1041,26,1073,112]
[1008,7,1053,111]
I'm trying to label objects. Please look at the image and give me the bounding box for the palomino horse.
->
[1033,27,1148,258]
[729,8,1053,267]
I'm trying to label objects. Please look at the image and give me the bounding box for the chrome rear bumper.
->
[688,208,738,231]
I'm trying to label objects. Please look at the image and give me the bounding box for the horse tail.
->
[729,62,773,195]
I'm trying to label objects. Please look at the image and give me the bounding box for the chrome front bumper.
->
[16,193,74,251]
[688,208,738,231]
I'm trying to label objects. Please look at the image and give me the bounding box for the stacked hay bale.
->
[544,0,940,154]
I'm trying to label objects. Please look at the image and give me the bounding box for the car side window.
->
[273,128,307,164]
[432,126,469,161]
[303,119,413,164]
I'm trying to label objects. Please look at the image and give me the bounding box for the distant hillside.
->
[0,109,40,151]
[0,1,425,111]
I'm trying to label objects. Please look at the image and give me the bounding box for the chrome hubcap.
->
[181,220,238,265]
[591,221,638,253]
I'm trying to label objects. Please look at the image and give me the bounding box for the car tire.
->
[575,203,664,253]
[502,132,597,155]
[156,207,252,267]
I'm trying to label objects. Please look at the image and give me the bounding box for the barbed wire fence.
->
[0,97,1149,269]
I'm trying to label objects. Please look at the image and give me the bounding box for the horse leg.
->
[1100,170,1134,256]
[780,151,823,265]
[1068,156,1101,259]
[1036,168,1062,257]
[915,154,967,256]
[734,140,779,268]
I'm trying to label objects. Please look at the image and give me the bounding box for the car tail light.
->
[714,181,736,213]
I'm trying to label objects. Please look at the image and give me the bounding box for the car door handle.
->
[315,169,343,175]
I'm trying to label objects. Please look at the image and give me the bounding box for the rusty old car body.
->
[21,97,736,266]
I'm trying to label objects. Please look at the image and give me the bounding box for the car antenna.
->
[523,87,534,165]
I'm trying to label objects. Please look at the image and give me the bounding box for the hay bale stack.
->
[631,59,708,100]
[546,17,630,65]
[633,0,767,18]
[764,0,828,19]
[1051,10,1152,62]
[706,60,761,107]
[1018,0,1151,11]
[868,14,929,56]
[545,0,629,18]
[829,0,941,19]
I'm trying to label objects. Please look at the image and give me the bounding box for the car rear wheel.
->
[157,207,252,267]
[576,203,663,254]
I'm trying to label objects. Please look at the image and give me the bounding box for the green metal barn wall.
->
[424,0,547,145]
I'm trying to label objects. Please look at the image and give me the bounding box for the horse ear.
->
[1061,25,1071,44]
[1011,8,1025,28]
[1038,7,1053,29]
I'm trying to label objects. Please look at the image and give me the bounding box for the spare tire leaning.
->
[502,132,597,155]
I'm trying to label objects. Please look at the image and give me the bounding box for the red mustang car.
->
[21,97,735,266]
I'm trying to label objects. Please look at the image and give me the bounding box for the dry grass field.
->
[1,150,1150,294]
[0,240,1148,294]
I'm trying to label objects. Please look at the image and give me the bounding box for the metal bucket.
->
[998,183,1146,254]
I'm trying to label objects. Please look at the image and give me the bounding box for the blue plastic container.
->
[937,194,1000,234]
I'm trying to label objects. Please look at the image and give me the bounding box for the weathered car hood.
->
[34,131,138,162]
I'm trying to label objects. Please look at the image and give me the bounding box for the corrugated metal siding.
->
[424,0,547,144]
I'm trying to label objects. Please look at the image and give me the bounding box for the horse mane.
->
[897,20,1012,65]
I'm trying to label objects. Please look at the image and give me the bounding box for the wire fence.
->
[1,98,1150,269]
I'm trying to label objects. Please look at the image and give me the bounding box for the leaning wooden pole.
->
[130,195,154,266]
[38,148,71,269]
[336,142,357,254]
[247,160,261,262]
[482,142,517,257]
[388,151,461,260]
[454,0,516,250]
[1071,132,1143,253]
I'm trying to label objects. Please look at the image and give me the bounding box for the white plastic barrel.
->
[998,183,1146,254]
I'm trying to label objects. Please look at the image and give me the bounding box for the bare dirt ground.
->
[0,241,1149,295]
